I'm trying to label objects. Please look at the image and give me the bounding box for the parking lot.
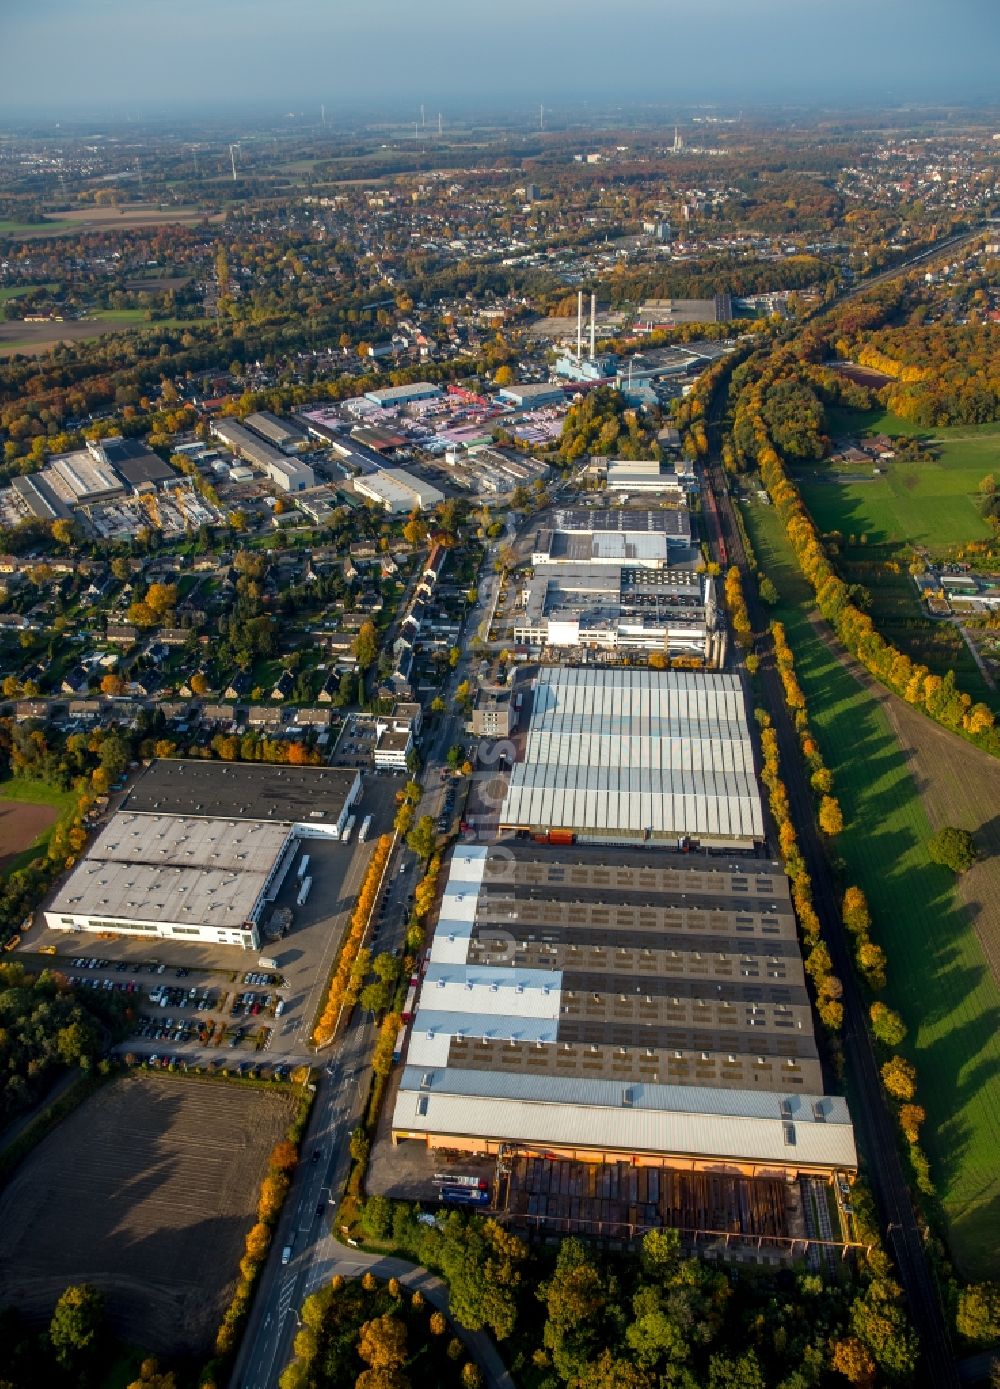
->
[329,711,379,769]
[20,771,408,1064]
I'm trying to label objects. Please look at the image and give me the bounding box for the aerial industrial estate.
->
[0,27,999,1387]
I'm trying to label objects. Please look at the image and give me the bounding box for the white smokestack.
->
[590,293,596,360]
[577,291,583,361]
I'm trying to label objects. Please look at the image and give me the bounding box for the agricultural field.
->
[0,283,59,303]
[742,495,1000,1281]
[0,314,200,357]
[798,409,999,551]
[0,206,222,238]
[0,1074,296,1354]
[0,778,74,874]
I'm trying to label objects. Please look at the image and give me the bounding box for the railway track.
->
[703,457,959,1388]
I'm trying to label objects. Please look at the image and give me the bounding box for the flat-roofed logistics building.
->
[45,812,296,948]
[354,468,445,513]
[500,667,763,848]
[210,419,315,492]
[364,381,443,408]
[392,844,856,1178]
[122,758,360,838]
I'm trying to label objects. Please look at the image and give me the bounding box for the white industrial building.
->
[499,667,763,847]
[364,382,443,408]
[514,566,723,665]
[531,507,692,566]
[211,419,315,492]
[497,382,565,409]
[43,760,362,948]
[373,715,415,770]
[392,846,857,1177]
[354,468,445,513]
[46,813,296,948]
[605,459,687,496]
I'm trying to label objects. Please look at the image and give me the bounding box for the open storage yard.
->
[0,1073,295,1354]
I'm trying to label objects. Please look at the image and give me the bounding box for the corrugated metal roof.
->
[392,1088,857,1169]
[500,668,764,840]
[400,1066,850,1124]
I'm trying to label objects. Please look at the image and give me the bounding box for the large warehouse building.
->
[533,507,692,563]
[513,566,723,664]
[499,668,764,848]
[121,759,360,838]
[392,845,856,1179]
[44,761,362,947]
[46,813,294,948]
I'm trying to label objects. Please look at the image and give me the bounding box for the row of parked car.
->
[436,783,457,832]
[150,985,214,1010]
[70,956,193,977]
[136,1055,290,1078]
[68,973,140,993]
[230,989,281,1019]
[242,970,281,987]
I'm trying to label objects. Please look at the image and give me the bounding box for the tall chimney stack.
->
[590,293,596,360]
[576,291,583,361]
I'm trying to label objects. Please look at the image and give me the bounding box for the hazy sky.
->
[2,0,998,119]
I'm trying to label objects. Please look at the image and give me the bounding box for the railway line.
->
[702,455,959,1388]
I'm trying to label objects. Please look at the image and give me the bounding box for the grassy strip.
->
[0,777,77,808]
[742,493,1000,1280]
[311,834,394,1045]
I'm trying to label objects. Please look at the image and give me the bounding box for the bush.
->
[927,825,977,874]
[361,1194,392,1240]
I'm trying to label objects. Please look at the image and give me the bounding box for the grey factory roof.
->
[554,507,689,536]
[48,812,291,931]
[50,860,272,932]
[245,410,307,445]
[87,811,290,871]
[393,1069,857,1170]
[499,668,764,842]
[122,758,358,825]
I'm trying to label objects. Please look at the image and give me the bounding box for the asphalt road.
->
[229,535,505,1389]
[703,455,959,1389]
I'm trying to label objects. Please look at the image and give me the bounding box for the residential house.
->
[61,666,91,696]
[248,705,284,728]
[202,703,237,725]
[225,673,252,700]
[15,700,49,723]
[271,670,295,701]
[293,707,332,728]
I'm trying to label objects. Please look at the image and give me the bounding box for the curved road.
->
[301,1238,516,1389]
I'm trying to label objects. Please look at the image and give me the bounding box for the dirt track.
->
[0,1074,295,1354]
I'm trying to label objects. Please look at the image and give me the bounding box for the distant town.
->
[0,98,998,1389]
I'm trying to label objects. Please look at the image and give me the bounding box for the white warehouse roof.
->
[393,1071,857,1171]
[500,668,764,843]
